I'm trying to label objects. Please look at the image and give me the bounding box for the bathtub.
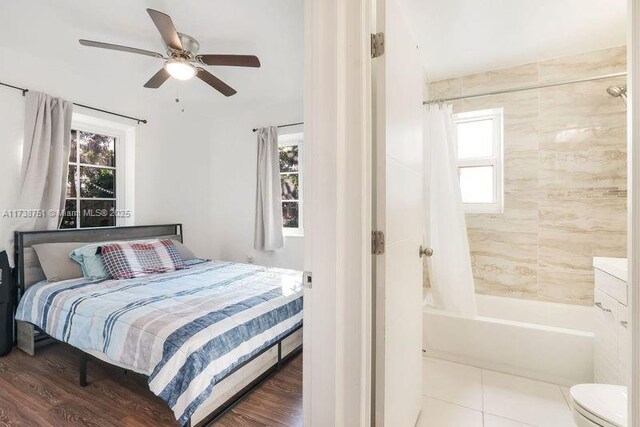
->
[423,293,594,386]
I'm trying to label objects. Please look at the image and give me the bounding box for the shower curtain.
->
[424,105,477,316]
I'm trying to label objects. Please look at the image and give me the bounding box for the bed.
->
[11,224,303,427]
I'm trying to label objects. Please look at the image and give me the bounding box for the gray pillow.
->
[32,242,88,282]
[171,239,197,261]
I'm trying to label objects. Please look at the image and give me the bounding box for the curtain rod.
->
[252,121,304,133]
[0,81,148,125]
[423,71,627,105]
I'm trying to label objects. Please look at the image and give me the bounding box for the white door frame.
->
[303,0,640,425]
[303,0,373,425]
[629,1,640,426]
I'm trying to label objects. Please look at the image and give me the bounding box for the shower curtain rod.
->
[0,81,147,124]
[423,71,627,105]
[252,122,304,133]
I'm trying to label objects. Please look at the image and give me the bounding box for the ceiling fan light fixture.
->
[80,9,258,95]
[165,59,196,80]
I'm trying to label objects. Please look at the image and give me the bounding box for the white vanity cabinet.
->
[593,257,629,386]
[593,288,619,384]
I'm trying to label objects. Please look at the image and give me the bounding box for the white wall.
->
[207,100,304,270]
[0,71,303,270]
[0,47,214,255]
[134,110,215,258]
[0,48,303,270]
[0,91,24,251]
[0,89,215,258]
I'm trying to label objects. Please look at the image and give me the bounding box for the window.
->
[452,108,503,213]
[278,132,303,236]
[60,115,134,228]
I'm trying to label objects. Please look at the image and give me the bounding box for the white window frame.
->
[452,108,504,214]
[68,113,136,228]
[278,131,304,237]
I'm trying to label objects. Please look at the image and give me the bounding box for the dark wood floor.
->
[0,343,303,427]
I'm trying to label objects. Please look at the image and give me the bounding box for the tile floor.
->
[416,357,577,427]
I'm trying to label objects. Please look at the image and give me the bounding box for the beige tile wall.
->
[428,46,627,305]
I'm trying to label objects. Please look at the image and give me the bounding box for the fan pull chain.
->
[175,87,185,113]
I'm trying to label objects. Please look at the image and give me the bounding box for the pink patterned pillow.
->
[99,239,188,279]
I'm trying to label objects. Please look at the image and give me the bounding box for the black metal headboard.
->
[14,224,183,300]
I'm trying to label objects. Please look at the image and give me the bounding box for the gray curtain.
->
[254,126,284,250]
[5,91,73,266]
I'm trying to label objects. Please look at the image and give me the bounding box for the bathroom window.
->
[452,108,504,213]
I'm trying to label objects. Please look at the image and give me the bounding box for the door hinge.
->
[371,32,385,58]
[372,231,385,255]
[303,271,313,289]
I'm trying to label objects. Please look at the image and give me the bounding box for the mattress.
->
[15,260,303,425]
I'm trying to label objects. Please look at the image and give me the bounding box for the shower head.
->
[606,85,627,98]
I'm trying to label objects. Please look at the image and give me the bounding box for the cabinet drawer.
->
[595,269,627,306]
[593,289,619,384]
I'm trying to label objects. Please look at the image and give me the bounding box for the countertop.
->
[593,257,627,282]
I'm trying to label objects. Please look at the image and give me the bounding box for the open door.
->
[373,0,425,425]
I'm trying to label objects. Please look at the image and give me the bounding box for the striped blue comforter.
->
[15,260,303,425]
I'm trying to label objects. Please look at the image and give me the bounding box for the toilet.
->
[570,384,627,427]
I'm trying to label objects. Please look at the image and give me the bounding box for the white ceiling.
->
[0,1,626,115]
[398,0,627,80]
[0,0,303,118]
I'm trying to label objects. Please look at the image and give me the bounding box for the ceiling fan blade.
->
[144,68,171,88]
[197,54,261,68]
[147,8,183,50]
[79,39,164,58]
[196,68,237,97]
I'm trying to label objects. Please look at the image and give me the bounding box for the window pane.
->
[67,165,77,198]
[457,119,493,159]
[279,145,299,172]
[70,130,78,162]
[60,199,78,229]
[80,167,115,198]
[80,200,116,228]
[459,166,494,203]
[281,174,299,200]
[282,202,299,228]
[78,131,115,167]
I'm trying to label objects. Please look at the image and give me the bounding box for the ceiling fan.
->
[79,8,261,97]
